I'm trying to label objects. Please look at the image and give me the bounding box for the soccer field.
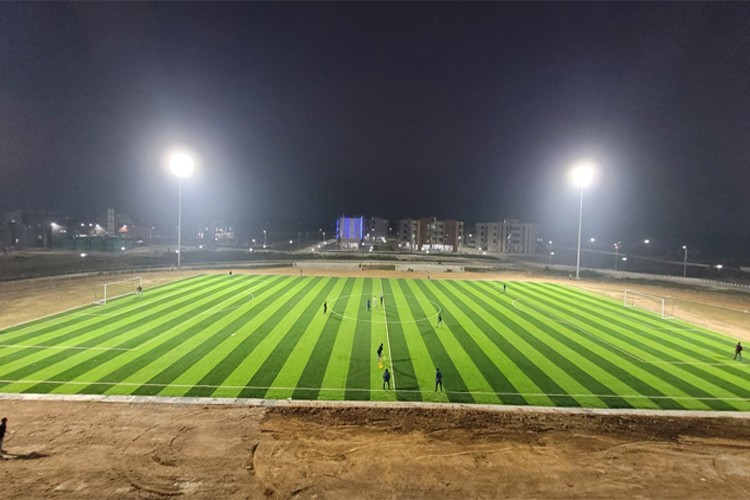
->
[0,274,748,411]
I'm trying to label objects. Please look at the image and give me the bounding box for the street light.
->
[548,240,553,266]
[570,161,595,279]
[682,245,688,278]
[169,151,194,270]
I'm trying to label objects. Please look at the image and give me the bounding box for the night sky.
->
[2,3,750,256]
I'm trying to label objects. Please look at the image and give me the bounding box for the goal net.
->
[623,289,674,319]
[94,277,142,305]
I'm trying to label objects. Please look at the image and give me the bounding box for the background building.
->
[336,216,365,250]
[475,219,538,254]
[396,217,463,253]
[364,217,389,243]
[397,219,418,249]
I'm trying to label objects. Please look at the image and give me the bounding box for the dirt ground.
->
[1,267,749,499]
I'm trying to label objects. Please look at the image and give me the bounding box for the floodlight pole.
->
[682,245,688,278]
[575,186,584,279]
[169,151,194,271]
[177,176,183,270]
[548,240,553,266]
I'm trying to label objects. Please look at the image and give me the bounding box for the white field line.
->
[511,298,646,362]
[328,293,439,325]
[511,298,738,367]
[0,273,206,331]
[0,290,255,353]
[0,303,101,332]
[381,281,396,391]
[646,361,741,366]
[0,344,130,352]
[1,378,750,402]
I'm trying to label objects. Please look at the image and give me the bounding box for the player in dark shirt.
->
[435,368,443,392]
[383,369,391,390]
[0,417,7,454]
[377,343,384,362]
[735,342,743,361]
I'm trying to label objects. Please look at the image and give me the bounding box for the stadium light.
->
[168,151,195,270]
[570,161,596,279]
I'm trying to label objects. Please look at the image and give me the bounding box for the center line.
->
[381,279,396,391]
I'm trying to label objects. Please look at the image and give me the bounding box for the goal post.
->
[623,289,674,319]
[94,276,142,305]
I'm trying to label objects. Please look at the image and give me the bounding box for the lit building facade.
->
[397,217,464,253]
[475,219,538,254]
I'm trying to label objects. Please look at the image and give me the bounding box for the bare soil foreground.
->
[1,267,750,498]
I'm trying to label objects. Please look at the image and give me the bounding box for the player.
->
[735,342,743,361]
[435,368,443,392]
[377,343,384,363]
[383,369,391,390]
[437,313,443,328]
[503,283,507,293]
[323,301,328,314]
[367,298,371,312]
[136,285,143,296]
[380,295,384,306]
[0,417,7,454]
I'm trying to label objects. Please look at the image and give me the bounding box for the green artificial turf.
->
[0,274,748,410]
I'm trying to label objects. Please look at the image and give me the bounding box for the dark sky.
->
[2,2,750,254]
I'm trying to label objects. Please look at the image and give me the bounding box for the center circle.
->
[328,293,441,324]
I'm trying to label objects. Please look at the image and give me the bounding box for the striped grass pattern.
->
[0,274,747,411]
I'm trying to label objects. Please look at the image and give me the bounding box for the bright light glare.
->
[570,161,595,188]
[169,151,195,178]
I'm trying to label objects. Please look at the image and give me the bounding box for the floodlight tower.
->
[169,151,195,270]
[570,161,595,279]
